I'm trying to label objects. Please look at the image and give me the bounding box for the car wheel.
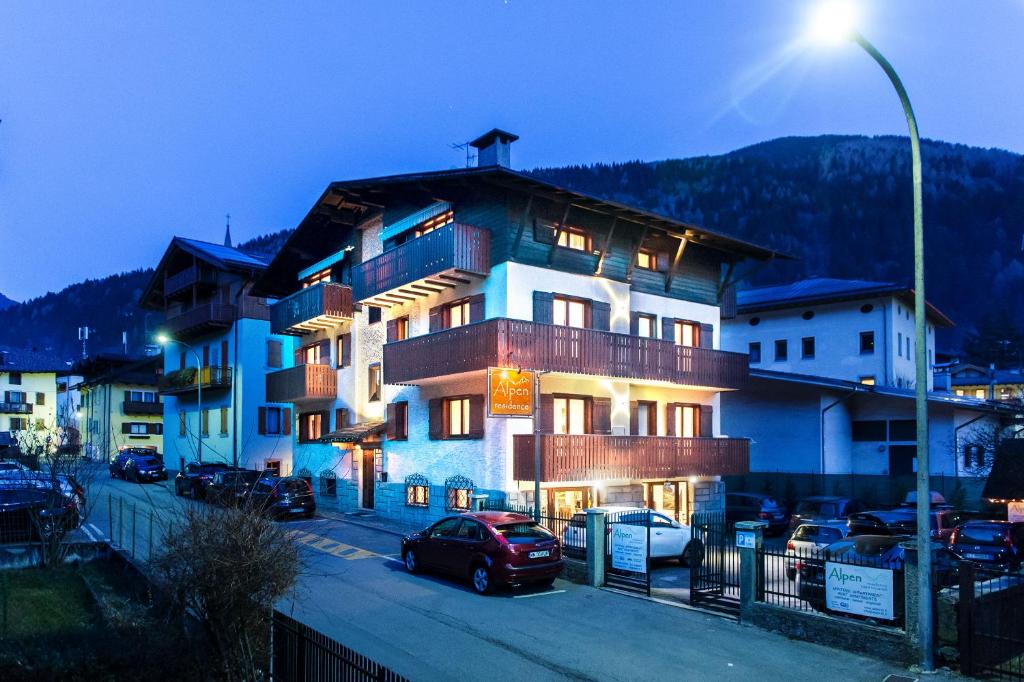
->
[174,481,183,497]
[683,539,705,567]
[404,550,419,574]
[471,565,493,595]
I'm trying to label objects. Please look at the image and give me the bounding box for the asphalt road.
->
[72,468,944,682]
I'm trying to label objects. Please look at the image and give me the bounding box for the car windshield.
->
[139,457,160,466]
[200,464,228,475]
[494,522,554,544]
[959,524,1008,546]
[279,479,309,494]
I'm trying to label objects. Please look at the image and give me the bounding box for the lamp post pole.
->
[173,340,204,466]
[847,31,932,671]
[533,370,544,523]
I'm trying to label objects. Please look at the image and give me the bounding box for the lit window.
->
[673,405,699,437]
[265,460,282,476]
[859,376,876,386]
[447,397,471,437]
[554,397,588,434]
[554,226,590,252]
[954,389,965,396]
[448,300,471,328]
[302,268,331,288]
[674,321,700,347]
[415,210,454,237]
[368,364,382,402]
[394,316,410,340]
[129,423,147,435]
[303,413,322,441]
[636,314,655,338]
[636,250,656,271]
[553,297,587,328]
[304,343,324,365]
[975,388,986,399]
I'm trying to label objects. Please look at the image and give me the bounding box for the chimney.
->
[470,128,519,168]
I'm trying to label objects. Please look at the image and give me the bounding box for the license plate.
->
[966,553,989,560]
[290,507,304,513]
[528,550,550,559]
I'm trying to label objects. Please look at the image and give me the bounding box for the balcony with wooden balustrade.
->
[265,363,337,403]
[164,265,218,298]
[270,282,353,336]
[158,366,233,396]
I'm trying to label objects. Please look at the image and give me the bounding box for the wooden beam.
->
[408,283,446,295]
[398,288,429,298]
[510,195,534,260]
[437,273,471,285]
[547,203,573,266]
[424,279,457,289]
[594,217,618,276]
[664,236,689,293]
[625,223,649,283]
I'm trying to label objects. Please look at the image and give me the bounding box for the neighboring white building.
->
[722,278,952,390]
[140,236,296,473]
[255,129,779,526]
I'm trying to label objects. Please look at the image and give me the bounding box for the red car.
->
[401,511,563,594]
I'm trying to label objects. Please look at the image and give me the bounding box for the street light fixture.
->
[806,2,933,670]
[157,334,205,465]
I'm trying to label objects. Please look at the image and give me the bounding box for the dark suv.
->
[250,476,316,519]
[950,521,1024,569]
[175,462,237,499]
[789,496,864,531]
[206,470,268,507]
[110,451,167,483]
[725,493,788,535]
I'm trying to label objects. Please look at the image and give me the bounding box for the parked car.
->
[110,450,167,483]
[174,462,237,499]
[725,493,788,535]
[402,511,563,595]
[0,470,86,523]
[563,506,704,565]
[0,460,30,473]
[789,496,864,531]
[949,520,1024,570]
[0,487,80,541]
[784,521,850,580]
[249,476,316,519]
[846,510,917,536]
[205,470,267,507]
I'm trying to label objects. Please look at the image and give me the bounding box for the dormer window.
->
[636,249,657,271]
[415,210,454,238]
[556,226,591,252]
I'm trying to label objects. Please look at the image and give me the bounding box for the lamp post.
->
[808,2,932,670]
[157,334,204,466]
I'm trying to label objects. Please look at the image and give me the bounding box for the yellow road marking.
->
[287,529,387,561]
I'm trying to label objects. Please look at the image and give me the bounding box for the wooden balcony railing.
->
[352,223,490,304]
[163,303,236,339]
[122,400,163,416]
[270,282,354,336]
[383,318,749,390]
[158,366,233,395]
[164,265,217,297]
[0,402,33,415]
[513,434,750,482]
[265,364,337,403]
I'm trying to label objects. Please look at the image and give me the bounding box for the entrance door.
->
[361,450,377,509]
[888,445,916,478]
[547,487,590,518]
[646,481,689,524]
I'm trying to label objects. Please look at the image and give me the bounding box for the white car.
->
[563,506,703,565]
[785,521,850,580]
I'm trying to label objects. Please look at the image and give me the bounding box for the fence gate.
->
[604,509,651,596]
[960,562,1024,680]
[689,511,740,615]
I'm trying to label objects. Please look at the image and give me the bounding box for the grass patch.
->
[2,567,98,639]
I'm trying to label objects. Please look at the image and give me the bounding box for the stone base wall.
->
[601,484,643,507]
[692,480,725,514]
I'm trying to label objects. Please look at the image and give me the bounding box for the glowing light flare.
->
[807,0,859,46]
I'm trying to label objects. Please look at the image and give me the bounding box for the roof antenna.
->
[224,213,232,248]
[450,141,476,168]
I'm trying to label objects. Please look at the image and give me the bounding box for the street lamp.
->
[807,2,933,670]
[157,334,205,465]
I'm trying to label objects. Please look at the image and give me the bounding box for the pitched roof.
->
[0,346,70,373]
[737,277,954,327]
[71,353,161,388]
[175,238,267,270]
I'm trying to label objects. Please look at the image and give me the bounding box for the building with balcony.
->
[140,234,296,472]
[0,346,66,444]
[254,129,780,525]
[74,354,164,461]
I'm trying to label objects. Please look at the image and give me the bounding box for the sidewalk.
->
[315,507,419,537]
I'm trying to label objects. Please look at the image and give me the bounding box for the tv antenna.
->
[450,141,476,168]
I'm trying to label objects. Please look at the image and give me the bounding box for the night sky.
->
[1,1,1021,302]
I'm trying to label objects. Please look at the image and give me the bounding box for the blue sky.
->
[1,1,1021,301]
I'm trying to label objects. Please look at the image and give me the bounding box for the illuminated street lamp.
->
[157,333,205,465]
[807,2,933,670]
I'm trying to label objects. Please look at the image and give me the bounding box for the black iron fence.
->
[272,611,409,682]
[960,561,1024,680]
[108,493,160,562]
[481,499,582,559]
[690,511,740,612]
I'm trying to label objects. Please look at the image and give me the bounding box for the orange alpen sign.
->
[487,367,534,418]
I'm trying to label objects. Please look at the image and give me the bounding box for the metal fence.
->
[690,511,740,612]
[108,493,160,562]
[481,500,582,558]
[604,508,651,596]
[272,611,409,682]
[960,562,1024,680]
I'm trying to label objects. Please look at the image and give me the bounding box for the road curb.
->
[317,511,411,538]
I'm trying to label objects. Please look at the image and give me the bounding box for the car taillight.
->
[1005,531,1014,548]
[305,480,313,495]
[786,541,795,551]
[758,512,770,520]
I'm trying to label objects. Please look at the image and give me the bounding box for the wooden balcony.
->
[266,364,337,403]
[122,400,163,416]
[383,318,749,390]
[352,222,490,306]
[513,434,750,482]
[163,303,236,339]
[270,282,354,336]
[0,402,32,415]
[164,265,217,298]
[158,366,233,396]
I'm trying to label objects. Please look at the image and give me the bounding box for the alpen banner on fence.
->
[825,561,894,620]
[610,524,647,573]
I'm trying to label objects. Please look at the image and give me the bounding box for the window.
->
[897,332,903,358]
[303,343,326,365]
[201,410,210,437]
[128,390,156,403]
[448,299,471,328]
[264,407,282,435]
[368,307,382,324]
[554,225,591,252]
[267,340,282,368]
[129,423,148,435]
[320,470,337,497]
[636,314,656,338]
[852,420,887,441]
[636,249,657,271]
[10,417,26,431]
[444,475,475,511]
[6,391,25,404]
[749,342,761,364]
[415,210,453,237]
[774,339,788,362]
[975,388,986,399]
[673,404,700,438]
[389,401,408,440]
[859,376,876,386]
[860,331,875,354]
[35,418,45,431]
[368,364,381,402]
[302,268,331,288]
[635,400,657,436]
[219,407,229,435]
[394,316,410,341]
[301,413,322,442]
[447,397,471,437]
[336,334,351,368]
[554,396,589,434]
[178,411,186,437]
[674,321,700,347]
[264,460,281,476]
[964,443,986,469]
[954,389,965,397]
[35,392,45,406]
[9,372,21,385]
[889,420,917,441]
[906,337,911,358]
[553,296,587,328]
[405,474,429,507]
[801,337,815,359]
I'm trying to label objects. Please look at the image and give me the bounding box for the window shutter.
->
[297,413,307,442]
[122,423,132,434]
[720,284,737,320]
[533,291,554,324]
[592,397,612,435]
[2,391,8,403]
[335,408,348,430]
[321,410,332,435]
[386,402,397,439]
[428,398,443,440]
[629,312,640,336]
[340,334,351,367]
[666,403,677,436]
[386,319,398,343]
[533,218,555,245]
[221,340,229,367]
[150,423,163,435]
[468,293,485,323]
[656,251,670,272]
[318,339,331,364]
[699,323,714,349]
[282,408,292,436]
[36,393,44,406]
[662,317,675,342]
[468,395,485,439]
[258,407,266,435]
[124,390,131,402]
[428,305,444,333]
[539,394,554,433]
[267,340,282,368]
[699,404,713,438]
[24,392,32,405]
[591,300,611,331]
[294,346,303,366]
[629,401,639,435]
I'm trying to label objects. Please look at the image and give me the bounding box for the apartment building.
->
[255,130,778,525]
[74,354,164,461]
[0,346,65,442]
[139,237,296,473]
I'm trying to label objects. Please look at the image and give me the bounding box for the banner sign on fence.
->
[487,367,534,418]
[610,524,648,573]
[1009,501,1024,523]
[825,561,894,620]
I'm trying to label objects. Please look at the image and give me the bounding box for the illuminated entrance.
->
[645,480,690,524]
[545,487,591,518]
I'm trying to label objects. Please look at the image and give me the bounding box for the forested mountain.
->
[0,293,16,310]
[1,136,1021,364]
